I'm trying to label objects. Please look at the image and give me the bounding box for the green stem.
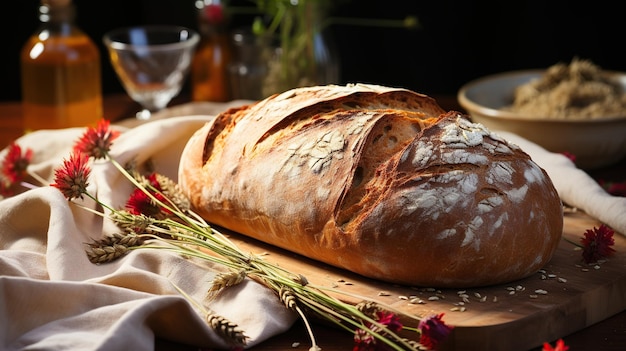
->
[27,169,49,186]
[563,236,583,249]
[84,192,116,213]
[89,150,429,350]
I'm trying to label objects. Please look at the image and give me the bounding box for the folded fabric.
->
[0,116,297,351]
[498,131,626,236]
[2,107,624,351]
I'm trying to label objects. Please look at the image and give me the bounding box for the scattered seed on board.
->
[399,295,408,300]
[558,277,567,283]
[535,289,548,295]
[409,298,425,304]
[292,342,300,348]
[428,296,440,301]
[378,291,391,296]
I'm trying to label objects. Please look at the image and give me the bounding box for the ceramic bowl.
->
[457,70,626,170]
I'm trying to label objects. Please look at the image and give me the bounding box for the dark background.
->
[3,0,626,102]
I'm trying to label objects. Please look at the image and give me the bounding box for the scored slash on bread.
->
[179,83,563,288]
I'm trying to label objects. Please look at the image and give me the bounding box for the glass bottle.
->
[191,0,233,102]
[228,29,278,101]
[20,0,103,132]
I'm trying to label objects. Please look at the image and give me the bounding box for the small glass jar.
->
[228,1,340,100]
[228,30,278,101]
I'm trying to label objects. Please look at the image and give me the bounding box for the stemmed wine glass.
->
[103,25,200,120]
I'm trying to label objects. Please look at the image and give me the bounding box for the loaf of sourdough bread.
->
[178,84,563,288]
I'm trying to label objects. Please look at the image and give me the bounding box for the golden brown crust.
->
[178,83,563,288]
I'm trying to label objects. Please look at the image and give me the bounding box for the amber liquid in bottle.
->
[20,2,103,132]
[191,33,232,102]
[191,1,232,102]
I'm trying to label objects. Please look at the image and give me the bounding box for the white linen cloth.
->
[0,115,297,351]
[1,105,625,351]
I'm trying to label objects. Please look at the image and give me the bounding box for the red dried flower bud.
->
[581,224,616,264]
[51,151,91,200]
[203,4,224,25]
[418,313,454,350]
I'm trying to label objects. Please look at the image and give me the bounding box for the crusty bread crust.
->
[178,83,563,288]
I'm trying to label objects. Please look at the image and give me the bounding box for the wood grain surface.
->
[3,96,624,350]
[223,209,626,351]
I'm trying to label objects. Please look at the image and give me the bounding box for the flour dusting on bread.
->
[179,83,563,288]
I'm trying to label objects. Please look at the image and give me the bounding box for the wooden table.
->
[2,95,625,350]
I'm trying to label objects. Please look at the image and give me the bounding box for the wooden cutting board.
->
[225,210,626,351]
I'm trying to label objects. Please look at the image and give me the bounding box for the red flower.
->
[376,311,403,333]
[417,313,454,350]
[542,338,569,351]
[125,173,171,217]
[73,119,120,160]
[126,188,162,217]
[1,142,33,183]
[581,224,616,264]
[353,311,403,351]
[51,151,91,200]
